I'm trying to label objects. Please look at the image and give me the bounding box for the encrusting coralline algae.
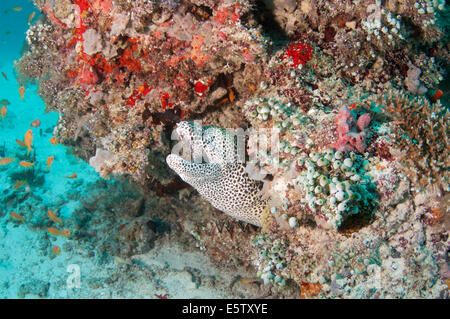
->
[13,0,450,298]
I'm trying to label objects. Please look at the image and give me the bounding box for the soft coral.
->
[330,106,371,153]
[77,65,98,86]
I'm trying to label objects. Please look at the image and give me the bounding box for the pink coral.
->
[357,113,371,131]
[330,106,371,153]
[214,4,241,24]
[335,106,353,136]
[91,0,112,13]
[78,65,98,86]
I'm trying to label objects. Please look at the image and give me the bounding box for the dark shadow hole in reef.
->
[147,218,171,235]
[337,185,379,237]
[337,211,375,237]
[298,215,318,230]
[243,0,290,54]
[188,3,213,22]
[188,73,237,118]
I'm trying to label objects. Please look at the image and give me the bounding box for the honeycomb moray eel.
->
[166,121,267,227]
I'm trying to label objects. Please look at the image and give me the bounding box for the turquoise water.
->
[0,0,115,298]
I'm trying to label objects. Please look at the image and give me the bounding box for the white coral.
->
[89,148,115,173]
[83,28,103,55]
[110,13,130,37]
[405,63,427,95]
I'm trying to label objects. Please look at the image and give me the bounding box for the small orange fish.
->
[215,96,229,106]
[61,229,71,237]
[28,12,35,24]
[11,6,23,12]
[48,210,62,224]
[19,161,34,168]
[52,246,61,256]
[19,86,25,100]
[1,72,7,80]
[16,139,26,148]
[47,156,54,169]
[228,88,235,102]
[9,212,24,222]
[46,227,61,236]
[65,173,77,179]
[1,106,6,120]
[0,157,14,165]
[24,129,33,154]
[30,119,41,127]
[14,180,27,189]
[49,136,58,145]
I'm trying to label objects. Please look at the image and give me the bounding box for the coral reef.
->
[294,149,377,230]
[12,0,449,299]
[377,89,449,188]
[17,0,269,191]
